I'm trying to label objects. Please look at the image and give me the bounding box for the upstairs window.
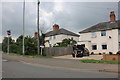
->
[91,32,97,38]
[49,36,56,40]
[53,36,56,39]
[49,36,52,40]
[101,31,106,36]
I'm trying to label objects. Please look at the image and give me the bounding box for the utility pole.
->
[22,0,25,55]
[7,35,9,54]
[7,30,11,54]
[37,0,40,55]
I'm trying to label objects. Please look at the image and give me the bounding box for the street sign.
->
[7,30,11,35]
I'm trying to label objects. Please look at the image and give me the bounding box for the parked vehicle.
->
[76,45,89,57]
[116,51,120,55]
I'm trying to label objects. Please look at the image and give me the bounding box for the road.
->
[2,54,118,78]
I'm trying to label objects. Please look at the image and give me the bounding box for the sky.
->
[1,0,119,43]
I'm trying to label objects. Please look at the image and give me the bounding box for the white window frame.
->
[91,32,97,38]
[101,31,106,36]
[49,36,52,40]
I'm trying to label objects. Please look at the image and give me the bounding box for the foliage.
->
[2,35,38,55]
[54,38,77,47]
[80,59,120,64]
[2,37,15,52]
[24,36,37,55]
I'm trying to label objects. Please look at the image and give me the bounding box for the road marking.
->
[2,59,8,62]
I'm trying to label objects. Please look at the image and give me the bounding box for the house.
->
[45,24,79,47]
[78,11,120,54]
[0,43,1,51]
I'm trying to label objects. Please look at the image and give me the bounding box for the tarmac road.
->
[2,58,118,78]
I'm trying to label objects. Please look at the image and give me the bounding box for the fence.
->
[44,47,73,56]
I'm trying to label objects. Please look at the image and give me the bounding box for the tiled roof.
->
[79,20,120,33]
[45,28,79,37]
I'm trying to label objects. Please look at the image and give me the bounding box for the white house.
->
[78,11,120,54]
[45,24,79,47]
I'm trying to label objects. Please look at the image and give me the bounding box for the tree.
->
[24,36,37,55]
[54,38,77,47]
[2,37,15,52]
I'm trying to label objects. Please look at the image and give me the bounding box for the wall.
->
[0,43,1,51]
[79,29,119,54]
[45,34,79,47]
[118,29,120,50]
[44,47,73,56]
[103,54,120,61]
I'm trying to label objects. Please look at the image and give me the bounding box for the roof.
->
[45,28,79,37]
[79,20,120,33]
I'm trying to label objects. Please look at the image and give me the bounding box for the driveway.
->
[54,54,103,60]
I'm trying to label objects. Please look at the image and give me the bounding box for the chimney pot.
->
[110,11,116,22]
[53,24,59,31]
[34,32,38,38]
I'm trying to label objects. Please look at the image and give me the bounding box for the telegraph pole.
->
[7,30,11,54]
[22,0,25,55]
[7,35,9,54]
[37,0,40,55]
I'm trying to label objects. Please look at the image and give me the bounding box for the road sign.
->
[7,30,11,35]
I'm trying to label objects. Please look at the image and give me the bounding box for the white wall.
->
[118,29,120,50]
[79,29,119,54]
[45,34,79,47]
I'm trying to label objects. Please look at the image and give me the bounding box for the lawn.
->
[7,53,52,58]
[80,59,120,64]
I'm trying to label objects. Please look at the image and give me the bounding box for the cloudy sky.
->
[1,0,119,43]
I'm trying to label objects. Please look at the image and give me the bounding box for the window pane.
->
[101,31,106,36]
[119,42,120,50]
[49,36,52,40]
[92,44,97,50]
[102,45,107,49]
[91,32,97,38]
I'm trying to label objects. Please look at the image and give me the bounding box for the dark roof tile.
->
[79,20,120,33]
[45,28,79,37]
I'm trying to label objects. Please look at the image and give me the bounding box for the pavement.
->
[2,53,119,74]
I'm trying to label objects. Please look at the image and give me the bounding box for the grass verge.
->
[7,53,52,58]
[80,59,120,64]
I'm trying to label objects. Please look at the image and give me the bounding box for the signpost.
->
[40,45,44,56]
[7,30,11,54]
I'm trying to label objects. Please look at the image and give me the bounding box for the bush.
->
[2,35,38,55]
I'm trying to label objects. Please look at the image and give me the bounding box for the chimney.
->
[34,32,38,38]
[53,24,59,31]
[110,11,116,22]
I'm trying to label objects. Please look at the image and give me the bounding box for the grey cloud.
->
[2,2,118,39]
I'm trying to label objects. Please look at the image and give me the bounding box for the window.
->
[119,29,120,34]
[119,42,120,49]
[101,31,106,36]
[91,32,97,38]
[102,44,107,50]
[53,36,56,39]
[49,36,56,40]
[49,36,52,40]
[92,44,97,50]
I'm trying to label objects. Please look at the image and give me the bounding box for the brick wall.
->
[103,54,120,61]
